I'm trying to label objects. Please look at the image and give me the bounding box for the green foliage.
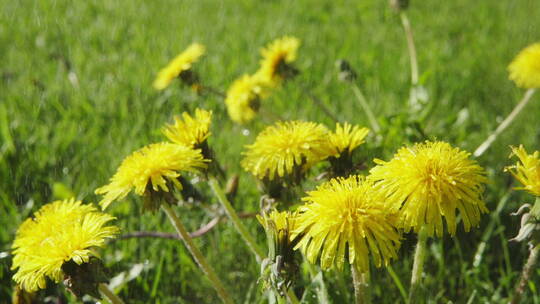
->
[1,0,539,303]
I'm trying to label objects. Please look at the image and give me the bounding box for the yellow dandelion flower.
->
[163,108,212,148]
[255,36,300,87]
[153,43,206,90]
[293,176,401,272]
[327,123,370,157]
[506,145,540,196]
[95,142,208,209]
[369,141,488,237]
[241,121,331,180]
[508,42,540,89]
[11,199,119,292]
[225,74,266,124]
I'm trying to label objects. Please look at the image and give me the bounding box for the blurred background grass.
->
[1,0,539,303]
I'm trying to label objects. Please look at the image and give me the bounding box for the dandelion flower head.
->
[369,141,488,237]
[95,142,208,209]
[506,145,540,196]
[241,121,331,180]
[508,42,540,88]
[11,199,119,292]
[256,36,300,86]
[326,123,370,157]
[163,108,212,148]
[225,74,266,124]
[153,43,206,90]
[293,175,401,272]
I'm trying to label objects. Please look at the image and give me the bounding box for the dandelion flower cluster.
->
[153,43,206,90]
[506,145,540,196]
[241,121,331,180]
[163,108,212,148]
[293,175,401,272]
[225,74,266,124]
[326,123,370,157]
[369,141,488,237]
[11,199,119,292]
[508,42,540,89]
[95,142,208,209]
[256,36,300,87]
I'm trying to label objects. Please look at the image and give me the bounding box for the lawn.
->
[1,0,540,303]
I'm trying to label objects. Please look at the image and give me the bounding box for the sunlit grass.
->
[1,0,539,302]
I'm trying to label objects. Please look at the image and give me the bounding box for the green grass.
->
[1,0,540,303]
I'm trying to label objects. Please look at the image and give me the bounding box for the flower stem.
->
[200,84,226,98]
[98,283,125,304]
[511,244,540,304]
[511,243,540,304]
[473,88,536,157]
[301,85,341,123]
[208,177,265,261]
[387,265,407,302]
[284,287,300,304]
[408,227,428,304]
[400,12,419,86]
[351,264,371,304]
[352,84,381,133]
[161,204,234,304]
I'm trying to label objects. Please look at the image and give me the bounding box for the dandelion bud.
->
[390,0,409,12]
[258,211,302,293]
[510,201,540,244]
[335,59,358,83]
[225,174,239,199]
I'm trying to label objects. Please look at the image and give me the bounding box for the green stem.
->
[200,84,226,98]
[399,11,421,111]
[387,265,407,302]
[400,12,419,86]
[473,88,536,157]
[472,192,511,267]
[161,204,234,304]
[302,259,330,303]
[351,84,381,133]
[301,85,340,123]
[351,265,371,304]
[408,227,428,304]
[511,243,540,304]
[208,177,265,261]
[98,283,125,304]
[285,287,300,304]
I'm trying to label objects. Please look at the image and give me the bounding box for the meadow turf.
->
[1,0,540,303]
